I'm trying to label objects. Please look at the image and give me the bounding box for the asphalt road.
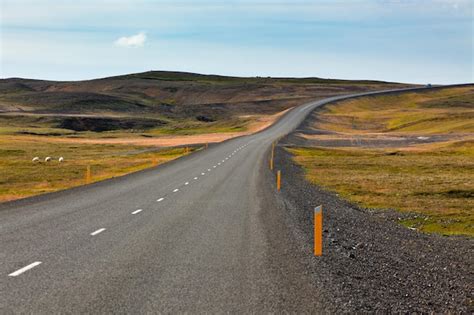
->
[0,87,432,313]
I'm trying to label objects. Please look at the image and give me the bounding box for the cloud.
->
[115,32,146,47]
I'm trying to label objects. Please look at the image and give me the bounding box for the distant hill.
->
[0,71,411,133]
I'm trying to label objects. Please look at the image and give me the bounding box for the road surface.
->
[0,88,422,313]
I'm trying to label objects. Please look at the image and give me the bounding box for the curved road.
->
[1,88,424,313]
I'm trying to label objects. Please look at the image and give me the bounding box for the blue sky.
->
[0,0,472,84]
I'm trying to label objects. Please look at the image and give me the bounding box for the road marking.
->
[132,209,143,215]
[201,172,205,175]
[173,188,179,193]
[8,262,42,277]
[157,197,164,202]
[194,177,198,180]
[218,163,221,165]
[213,165,216,168]
[185,182,189,185]
[90,228,106,236]
[207,169,211,171]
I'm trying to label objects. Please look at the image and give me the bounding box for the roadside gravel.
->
[265,142,473,312]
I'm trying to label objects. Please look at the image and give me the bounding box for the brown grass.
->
[288,142,474,236]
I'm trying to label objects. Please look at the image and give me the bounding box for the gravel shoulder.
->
[263,136,473,312]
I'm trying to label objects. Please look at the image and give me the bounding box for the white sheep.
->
[32,157,40,162]
[58,157,64,162]
[45,157,52,162]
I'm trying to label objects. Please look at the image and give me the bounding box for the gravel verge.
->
[264,142,473,312]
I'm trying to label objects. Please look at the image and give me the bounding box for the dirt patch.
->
[287,131,472,148]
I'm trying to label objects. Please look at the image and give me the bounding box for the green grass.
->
[0,137,197,202]
[288,142,474,236]
[147,118,249,135]
[319,86,474,134]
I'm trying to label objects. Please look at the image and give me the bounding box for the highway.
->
[0,89,421,313]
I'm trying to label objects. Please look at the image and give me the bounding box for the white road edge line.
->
[90,228,106,236]
[157,197,164,202]
[132,209,142,215]
[8,261,42,277]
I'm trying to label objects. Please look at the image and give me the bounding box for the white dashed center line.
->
[173,188,179,193]
[201,172,205,175]
[185,182,189,185]
[213,165,216,168]
[157,197,164,202]
[132,209,142,215]
[207,169,211,171]
[8,262,42,277]
[194,177,198,180]
[90,228,106,236]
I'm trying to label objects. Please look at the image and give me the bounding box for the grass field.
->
[288,141,474,236]
[0,137,197,202]
[289,86,474,236]
[317,86,474,134]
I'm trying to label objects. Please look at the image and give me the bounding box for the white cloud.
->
[114,32,146,48]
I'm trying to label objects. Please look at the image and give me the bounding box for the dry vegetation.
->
[317,86,474,134]
[289,86,474,236]
[0,137,197,202]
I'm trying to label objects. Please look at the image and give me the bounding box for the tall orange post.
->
[277,170,281,191]
[314,205,323,256]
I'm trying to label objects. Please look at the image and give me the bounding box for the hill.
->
[0,71,409,135]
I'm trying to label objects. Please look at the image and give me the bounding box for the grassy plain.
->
[289,86,474,236]
[318,86,474,134]
[0,137,196,202]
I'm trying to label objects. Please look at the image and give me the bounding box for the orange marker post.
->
[85,165,91,184]
[314,205,323,256]
[277,170,281,191]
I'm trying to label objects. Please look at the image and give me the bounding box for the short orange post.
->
[270,143,274,170]
[314,205,323,256]
[276,170,281,191]
[85,165,91,184]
